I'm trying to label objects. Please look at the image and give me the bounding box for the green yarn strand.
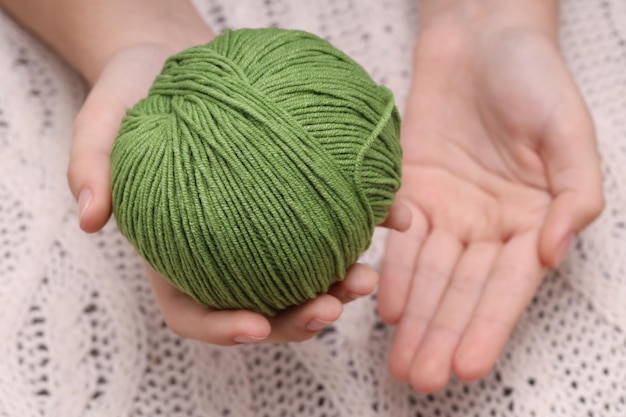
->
[111,28,402,315]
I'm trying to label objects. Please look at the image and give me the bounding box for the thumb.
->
[67,69,129,233]
[67,45,168,233]
[538,98,605,268]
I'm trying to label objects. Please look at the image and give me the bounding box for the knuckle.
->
[416,263,448,284]
[451,273,483,295]
[486,264,533,300]
[428,319,462,339]
[474,311,516,332]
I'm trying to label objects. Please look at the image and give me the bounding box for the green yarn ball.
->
[111,28,402,315]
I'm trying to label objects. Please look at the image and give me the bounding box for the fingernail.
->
[78,189,92,223]
[555,232,575,267]
[306,318,333,332]
[233,334,266,344]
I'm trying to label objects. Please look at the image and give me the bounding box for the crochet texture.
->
[0,0,624,416]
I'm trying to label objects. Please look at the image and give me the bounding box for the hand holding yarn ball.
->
[111,28,402,316]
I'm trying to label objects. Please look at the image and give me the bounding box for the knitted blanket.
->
[0,0,624,416]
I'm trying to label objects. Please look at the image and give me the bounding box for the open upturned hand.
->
[378,19,604,392]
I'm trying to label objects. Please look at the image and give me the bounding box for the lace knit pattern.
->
[0,0,624,416]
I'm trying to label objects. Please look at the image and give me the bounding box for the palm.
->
[401,31,557,253]
[378,27,603,392]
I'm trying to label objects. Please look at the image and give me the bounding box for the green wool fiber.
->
[111,28,402,315]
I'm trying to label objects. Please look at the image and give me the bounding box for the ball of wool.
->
[111,28,402,316]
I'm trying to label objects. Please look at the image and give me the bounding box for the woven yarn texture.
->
[1,0,625,416]
[111,28,401,315]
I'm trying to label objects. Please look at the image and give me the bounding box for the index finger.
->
[539,75,604,267]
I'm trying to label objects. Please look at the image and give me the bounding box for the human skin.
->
[0,0,401,345]
[0,0,604,391]
[378,0,604,393]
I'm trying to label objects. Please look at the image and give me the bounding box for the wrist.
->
[2,0,213,84]
[67,4,214,84]
[75,20,214,85]
[418,0,559,43]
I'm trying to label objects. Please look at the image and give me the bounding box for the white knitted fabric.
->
[1,0,625,416]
